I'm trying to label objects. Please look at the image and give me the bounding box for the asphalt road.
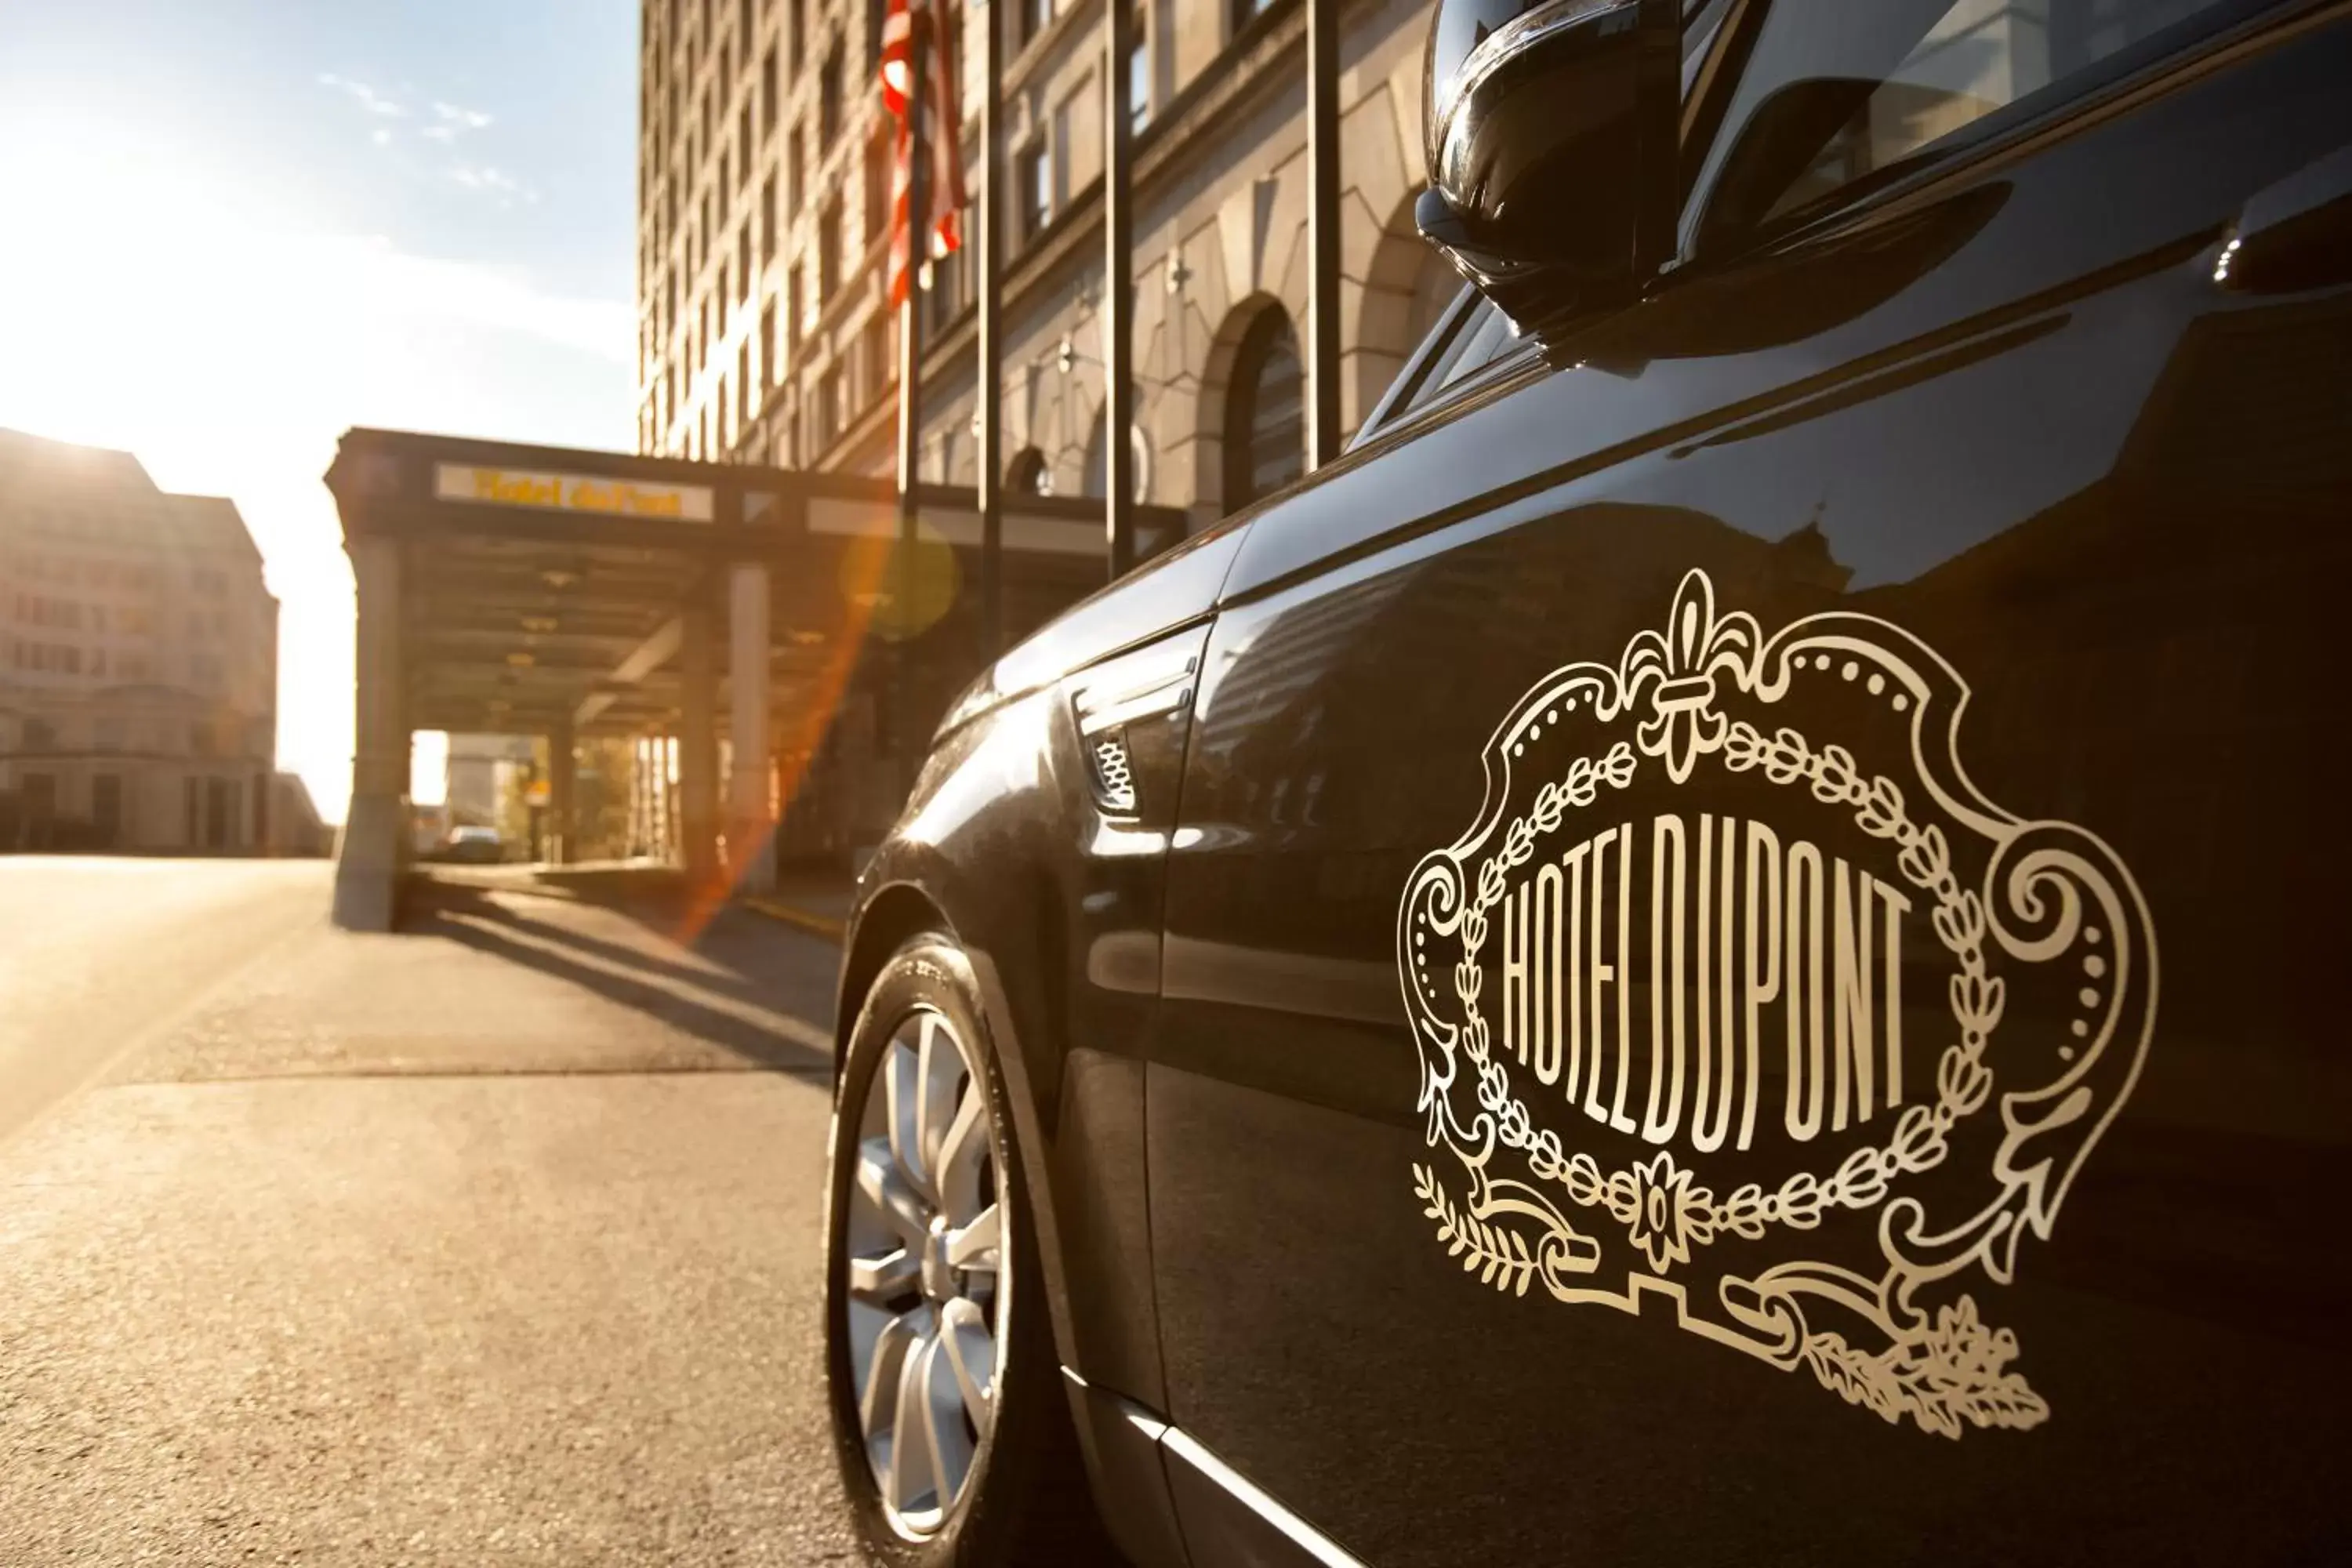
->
[0,858,863,1566]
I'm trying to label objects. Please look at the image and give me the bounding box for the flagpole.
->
[1306,0,1341,467]
[1104,0,1135,579]
[976,0,1004,657]
[892,2,929,769]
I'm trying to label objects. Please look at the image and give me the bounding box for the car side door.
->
[1147,5,2352,1566]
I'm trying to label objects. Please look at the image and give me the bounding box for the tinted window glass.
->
[1695,0,2270,244]
[1384,295,1528,431]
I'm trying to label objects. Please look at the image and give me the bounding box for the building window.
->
[738,222,752,293]
[1229,0,1273,38]
[820,361,847,448]
[863,129,889,244]
[1129,7,1149,131]
[760,45,778,137]
[1014,140,1049,242]
[787,262,804,345]
[863,314,893,409]
[788,0,804,71]
[1018,0,1052,48]
[1083,401,1150,502]
[820,40,843,146]
[818,196,841,303]
[24,772,56,826]
[92,774,122,844]
[760,298,777,388]
[1223,305,1305,510]
[760,173,776,260]
[1006,447,1049,496]
[738,339,752,428]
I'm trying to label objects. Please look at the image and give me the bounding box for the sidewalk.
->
[740,865,857,943]
[433,858,858,945]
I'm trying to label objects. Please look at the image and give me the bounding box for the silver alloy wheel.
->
[841,1004,1006,1538]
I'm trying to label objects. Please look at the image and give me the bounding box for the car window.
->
[1688,0,2279,249]
[1356,291,1530,445]
[1353,0,1764,452]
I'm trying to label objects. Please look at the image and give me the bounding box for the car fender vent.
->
[1090,735,1137,813]
[1071,644,1198,818]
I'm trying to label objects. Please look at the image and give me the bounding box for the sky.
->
[0,0,642,820]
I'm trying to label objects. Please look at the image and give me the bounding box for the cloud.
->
[423,101,494,143]
[371,127,391,147]
[318,72,406,118]
[448,163,537,205]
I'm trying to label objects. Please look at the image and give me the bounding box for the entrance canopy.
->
[325,427,1185,741]
[324,427,1187,930]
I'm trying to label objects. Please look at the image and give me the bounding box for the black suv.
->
[822,2,2352,1563]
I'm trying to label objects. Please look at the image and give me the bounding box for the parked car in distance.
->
[822,1,2352,1564]
[436,825,505,865]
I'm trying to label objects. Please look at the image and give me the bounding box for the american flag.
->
[880,0,967,310]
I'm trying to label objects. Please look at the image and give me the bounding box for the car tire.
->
[822,934,1118,1567]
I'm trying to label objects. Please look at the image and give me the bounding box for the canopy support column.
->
[680,593,720,884]
[728,561,775,895]
[546,715,576,866]
[333,534,408,931]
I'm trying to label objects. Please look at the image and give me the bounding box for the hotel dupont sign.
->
[433,463,717,523]
[1398,570,2157,1439]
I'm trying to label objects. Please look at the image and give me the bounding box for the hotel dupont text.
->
[1491,813,1913,1156]
[1399,570,2158,1439]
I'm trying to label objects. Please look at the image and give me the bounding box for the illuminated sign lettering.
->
[432,463,715,523]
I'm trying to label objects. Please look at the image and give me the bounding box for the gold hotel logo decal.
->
[1397,570,2157,1438]
[433,463,716,523]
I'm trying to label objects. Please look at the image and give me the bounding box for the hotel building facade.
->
[634,0,1453,518]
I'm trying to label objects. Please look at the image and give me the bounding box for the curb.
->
[741,896,848,943]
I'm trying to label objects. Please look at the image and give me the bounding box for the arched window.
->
[1083,401,1152,502]
[1006,446,1050,497]
[1223,307,1304,510]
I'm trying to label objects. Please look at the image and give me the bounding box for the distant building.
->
[445,732,535,827]
[0,427,285,854]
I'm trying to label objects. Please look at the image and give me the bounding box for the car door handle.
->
[2216,142,2352,293]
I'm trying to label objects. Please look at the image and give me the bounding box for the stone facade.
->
[0,427,285,853]
[637,0,1456,526]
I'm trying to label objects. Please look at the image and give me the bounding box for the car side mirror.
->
[1418,0,1682,321]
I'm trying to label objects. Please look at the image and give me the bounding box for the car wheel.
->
[822,935,1116,1566]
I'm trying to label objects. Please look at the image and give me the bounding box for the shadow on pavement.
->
[395,867,837,1076]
